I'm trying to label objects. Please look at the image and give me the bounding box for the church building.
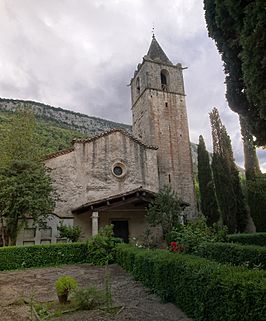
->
[16,36,196,245]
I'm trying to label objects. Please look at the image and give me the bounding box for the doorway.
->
[111,220,129,243]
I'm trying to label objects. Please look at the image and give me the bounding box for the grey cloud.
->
[0,0,264,171]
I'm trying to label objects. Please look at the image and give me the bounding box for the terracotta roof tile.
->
[72,128,158,150]
[44,147,74,160]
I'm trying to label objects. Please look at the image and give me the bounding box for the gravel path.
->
[0,264,192,321]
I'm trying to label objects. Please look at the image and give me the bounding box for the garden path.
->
[0,264,192,321]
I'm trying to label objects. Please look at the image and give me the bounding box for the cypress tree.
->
[197,135,220,226]
[203,0,266,145]
[210,108,249,233]
[240,116,266,231]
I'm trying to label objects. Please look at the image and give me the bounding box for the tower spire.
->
[147,37,172,65]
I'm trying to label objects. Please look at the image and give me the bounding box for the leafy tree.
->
[210,108,249,233]
[204,0,266,146]
[146,185,184,238]
[197,135,220,226]
[0,109,55,245]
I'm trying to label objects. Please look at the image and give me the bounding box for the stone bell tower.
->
[130,36,196,217]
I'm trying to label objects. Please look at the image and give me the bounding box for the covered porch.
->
[72,187,156,242]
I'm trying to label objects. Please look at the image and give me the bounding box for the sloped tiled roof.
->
[73,128,158,150]
[72,186,156,214]
[147,36,173,65]
[44,128,158,160]
[44,147,74,160]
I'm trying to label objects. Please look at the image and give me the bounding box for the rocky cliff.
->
[0,97,199,170]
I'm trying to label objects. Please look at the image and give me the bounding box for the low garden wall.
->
[116,244,266,321]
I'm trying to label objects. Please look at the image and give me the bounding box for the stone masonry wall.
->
[131,60,196,218]
[45,131,159,218]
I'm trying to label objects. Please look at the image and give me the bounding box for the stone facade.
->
[45,130,159,218]
[16,36,196,245]
[131,38,196,217]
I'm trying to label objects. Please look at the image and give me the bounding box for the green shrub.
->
[166,218,228,253]
[116,244,266,321]
[0,243,87,271]
[86,224,122,266]
[195,242,266,269]
[72,286,106,310]
[87,235,121,266]
[57,224,81,242]
[229,233,266,246]
[55,275,78,295]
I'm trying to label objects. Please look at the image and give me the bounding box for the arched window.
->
[136,77,140,94]
[160,69,169,91]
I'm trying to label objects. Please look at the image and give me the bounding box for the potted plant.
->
[55,275,78,304]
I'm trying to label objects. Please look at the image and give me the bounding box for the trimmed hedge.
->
[0,243,87,271]
[228,233,266,246]
[116,244,266,321]
[195,242,266,269]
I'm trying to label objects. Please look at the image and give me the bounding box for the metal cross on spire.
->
[152,25,155,39]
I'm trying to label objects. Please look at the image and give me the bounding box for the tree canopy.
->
[197,135,220,226]
[210,108,249,233]
[204,0,266,146]
[0,109,55,245]
[146,185,184,238]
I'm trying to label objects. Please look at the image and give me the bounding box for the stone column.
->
[91,212,99,236]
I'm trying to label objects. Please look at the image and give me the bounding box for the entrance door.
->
[111,220,129,243]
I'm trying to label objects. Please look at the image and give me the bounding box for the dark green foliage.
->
[146,185,183,238]
[203,0,266,145]
[72,286,106,310]
[0,109,55,244]
[210,108,249,233]
[246,175,266,232]
[240,116,261,180]
[0,160,55,244]
[57,224,81,242]
[229,233,266,247]
[197,135,219,225]
[0,243,87,271]
[0,111,87,157]
[166,217,228,253]
[239,117,266,231]
[116,244,266,321]
[86,225,122,266]
[195,242,266,270]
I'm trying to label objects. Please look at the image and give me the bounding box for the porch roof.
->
[72,186,190,215]
[72,187,156,215]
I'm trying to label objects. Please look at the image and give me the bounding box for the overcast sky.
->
[0,0,265,171]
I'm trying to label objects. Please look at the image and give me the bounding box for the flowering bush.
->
[166,217,228,253]
[169,241,183,253]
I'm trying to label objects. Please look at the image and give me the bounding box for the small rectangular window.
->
[40,228,52,238]
[23,228,36,239]
[165,102,168,107]
[41,239,51,245]
[23,241,35,246]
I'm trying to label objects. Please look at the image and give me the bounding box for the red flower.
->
[170,241,183,253]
